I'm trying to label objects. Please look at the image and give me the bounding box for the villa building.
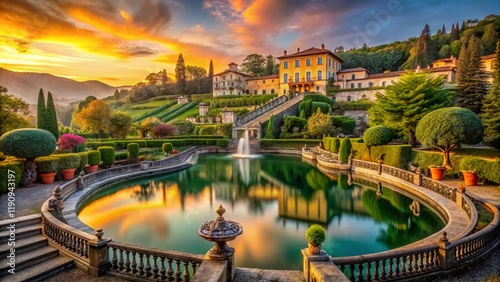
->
[212,62,253,96]
[245,74,280,95]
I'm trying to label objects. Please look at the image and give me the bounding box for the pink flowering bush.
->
[57,134,86,151]
[171,149,179,155]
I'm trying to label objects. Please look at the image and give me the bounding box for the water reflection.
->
[78,154,444,270]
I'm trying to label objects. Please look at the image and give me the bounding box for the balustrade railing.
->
[332,246,441,281]
[107,241,203,282]
[235,95,289,126]
[351,159,379,171]
[421,176,457,202]
[381,165,415,183]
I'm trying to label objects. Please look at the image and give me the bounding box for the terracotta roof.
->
[367,70,405,79]
[276,47,344,62]
[213,69,253,77]
[337,67,369,74]
[245,74,279,81]
[481,54,497,60]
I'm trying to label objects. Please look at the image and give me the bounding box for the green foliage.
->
[0,129,56,160]
[37,89,46,130]
[364,126,394,146]
[240,53,266,76]
[57,153,81,170]
[159,102,198,122]
[260,139,321,149]
[402,24,434,69]
[0,158,23,193]
[170,120,194,135]
[109,111,133,138]
[97,146,115,168]
[45,92,59,140]
[332,138,341,153]
[77,152,88,173]
[299,100,312,118]
[371,145,412,169]
[337,47,410,74]
[280,116,307,138]
[175,53,187,94]
[264,115,275,139]
[305,224,326,246]
[339,138,352,163]
[322,137,341,153]
[127,143,140,160]
[338,174,351,190]
[193,124,232,138]
[368,71,453,146]
[307,108,334,139]
[300,110,306,119]
[330,116,356,134]
[147,139,220,147]
[311,102,330,114]
[331,101,373,111]
[35,156,59,173]
[162,143,173,154]
[133,100,177,122]
[86,141,116,150]
[216,139,230,148]
[481,40,500,149]
[323,137,332,151]
[304,93,334,105]
[87,150,101,166]
[459,156,482,172]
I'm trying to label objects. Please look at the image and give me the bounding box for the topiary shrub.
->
[77,152,88,173]
[363,126,394,147]
[216,139,229,148]
[323,137,332,151]
[305,224,326,246]
[87,150,101,166]
[0,129,56,186]
[264,115,275,139]
[35,156,59,174]
[162,143,173,155]
[339,137,352,163]
[416,107,483,169]
[98,146,115,168]
[57,153,81,169]
[127,143,140,161]
[332,138,341,153]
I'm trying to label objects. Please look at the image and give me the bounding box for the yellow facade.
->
[245,74,280,95]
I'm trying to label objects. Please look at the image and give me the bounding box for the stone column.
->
[88,228,111,276]
[437,231,454,270]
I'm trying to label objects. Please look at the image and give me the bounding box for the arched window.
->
[347,95,352,102]
[295,73,299,82]
[306,72,311,81]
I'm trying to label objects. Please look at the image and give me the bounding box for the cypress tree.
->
[481,40,500,149]
[339,137,352,163]
[441,24,446,35]
[45,92,59,139]
[460,20,466,33]
[208,60,214,77]
[402,24,434,69]
[175,53,186,95]
[450,23,460,41]
[161,69,167,89]
[36,89,46,130]
[456,37,488,114]
[264,115,275,139]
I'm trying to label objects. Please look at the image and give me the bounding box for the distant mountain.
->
[0,68,116,104]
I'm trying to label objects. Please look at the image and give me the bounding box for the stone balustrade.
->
[235,95,288,126]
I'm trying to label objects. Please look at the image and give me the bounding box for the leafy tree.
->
[78,96,97,110]
[138,117,161,137]
[108,111,133,138]
[0,86,30,135]
[456,36,489,114]
[307,108,334,139]
[264,115,275,139]
[403,24,434,69]
[416,107,483,169]
[74,100,112,137]
[127,82,159,103]
[45,92,59,139]
[37,89,46,130]
[368,71,453,147]
[481,40,500,149]
[175,53,187,94]
[152,124,176,139]
[241,54,266,76]
[481,23,498,55]
[264,55,278,75]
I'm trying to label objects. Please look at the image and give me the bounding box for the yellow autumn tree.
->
[74,100,111,137]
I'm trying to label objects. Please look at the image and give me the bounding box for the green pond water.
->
[78,154,444,270]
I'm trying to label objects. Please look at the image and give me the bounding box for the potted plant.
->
[429,165,447,180]
[58,153,81,180]
[86,150,101,173]
[460,157,480,186]
[35,156,59,184]
[305,224,326,255]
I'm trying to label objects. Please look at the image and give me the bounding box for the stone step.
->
[0,246,58,277]
[0,224,42,243]
[8,256,74,282]
[0,235,48,257]
[0,214,42,230]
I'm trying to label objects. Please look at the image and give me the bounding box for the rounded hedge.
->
[0,129,56,159]
[305,224,326,246]
[87,150,101,166]
[97,146,115,168]
[57,153,81,170]
[77,152,88,172]
[339,137,352,163]
[162,143,173,154]
[35,156,59,174]
[363,126,394,147]
[127,143,140,160]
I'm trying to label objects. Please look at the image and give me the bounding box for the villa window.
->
[347,95,352,102]
[283,89,286,94]
[223,92,225,95]
[295,60,300,67]
[351,74,355,80]
[306,59,311,66]
[328,71,331,78]
[350,83,354,88]
[306,71,311,81]
[318,57,323,65]
[215,77,218,82]
[283,73,288,83]
[263,90,266,94]
[222,81,225,87]
[271,89,275,94]
[254,90,257,95]
[318,70,322,80]
[223,75,226,80]
[316,86,320,91]
[382,81,386,86]
[295,73,299,82]
[284,61,288,69]
[369,82,373,87]
[230,74,233,79]
[263,80,266,84]
[329,59,331,66]
[357,83,362,88]
[231,82,234,86]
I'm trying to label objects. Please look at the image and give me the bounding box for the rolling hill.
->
[0,68,116,104]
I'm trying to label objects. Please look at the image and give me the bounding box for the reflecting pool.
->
[78,154,444,270]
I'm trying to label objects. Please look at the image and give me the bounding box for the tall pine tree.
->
[402,24,434,69]
[175,53,186,95]
[481,40,500,149]
[208,60,214,77]
[450,23,460,41]
[456,36,489,114]
[36,89,46,130]
[45,92,59,139]
[441,24,446,35]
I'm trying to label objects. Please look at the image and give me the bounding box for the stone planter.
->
[61,168,76,181]
[40,172,56,184]
[308,242,322,255]
[140,161,150,170]
[85,165,98,174]
[462,171,479,186]
[430,167,446,180]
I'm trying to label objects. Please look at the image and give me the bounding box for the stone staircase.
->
[0,214,73,281]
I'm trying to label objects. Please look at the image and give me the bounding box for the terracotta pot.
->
[61,168,76,180]
[307,242,322,255]
[40,172,56,184]
[86,165,98,174]
[462,171,479,186]
[430,167,446,180]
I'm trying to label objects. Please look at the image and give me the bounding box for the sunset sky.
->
[0,0,497,86]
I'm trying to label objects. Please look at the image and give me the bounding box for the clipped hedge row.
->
[98,146,115,168]
[160,102,198,122]
[216,139,230,148]
[133,100,177,122]
[303,93,334,105]
[261,139,321,149]
[127,143,140,160]
[87,141,116,150]
[145,139,221,147]
[76,133,111,139]
[349,142,411,169]
[458,157,500,184]
[0,157,24,193]
[193,124,232,138]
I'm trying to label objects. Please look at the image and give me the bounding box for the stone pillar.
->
[414,170,423,186]
[232,126,237,140]
[456,185,466,207]
[302,249,349,282]
[88,228,111,276]
[53,185,64,211]
[437,231,454,270]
